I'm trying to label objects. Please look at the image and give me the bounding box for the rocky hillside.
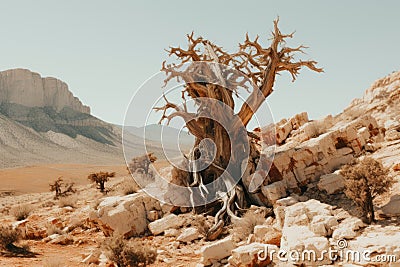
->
[252,71,400,206]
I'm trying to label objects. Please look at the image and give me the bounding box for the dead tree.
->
[88,172,116,193]
[156,19,322,239]
[127,153,157,175]
[49,177,76,199]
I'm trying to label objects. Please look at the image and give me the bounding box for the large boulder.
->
[348,225,400,266]
[381,194,400,217]
[279,200,344,265]
[259,113,381,203]
[89,193,161,238]
[332,217,365,240]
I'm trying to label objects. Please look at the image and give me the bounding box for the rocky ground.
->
[0,72,399,266]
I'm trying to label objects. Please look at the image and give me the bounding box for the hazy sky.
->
[1,1,399,127]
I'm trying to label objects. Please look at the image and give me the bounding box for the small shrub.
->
[45,223,63,236]
[10,204,32,221]
[127,153,157,175]
[103,235,157,267]
[58,195,78,208]
[50,177,76,200]
[191,215,210,238]
[41,201,55,208]
[0,225,20,250]
[88,172,116,193]
[230,209,266,242]
[118,178,140,195]
[341,157,394,224]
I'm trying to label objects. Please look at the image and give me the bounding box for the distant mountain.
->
[0,68,187,168]
[123,124,194,146]
[0,68,89,113]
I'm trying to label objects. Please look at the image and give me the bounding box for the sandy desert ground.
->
[0,164,129,196]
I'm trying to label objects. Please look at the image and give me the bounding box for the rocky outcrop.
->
[256,112,383,205]
[0,68,90,114]
[278,199,365,266]
[89,193,162,238]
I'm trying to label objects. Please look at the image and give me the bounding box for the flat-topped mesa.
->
[0,68,90,114]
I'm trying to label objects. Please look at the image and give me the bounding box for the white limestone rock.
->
[177,227,200,243]
[229,243,278,266]
[148,214,185,235]
[317,172,345,195]
[89,193,161,238]
[200,236,235,265]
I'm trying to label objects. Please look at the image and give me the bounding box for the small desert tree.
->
[49,177,76,199]
[127,153,157,175]
[88,172,116,193]
[341,157,394,223]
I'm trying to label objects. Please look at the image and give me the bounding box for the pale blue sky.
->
[1,1,399,126]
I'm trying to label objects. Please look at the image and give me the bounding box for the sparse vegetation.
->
[118,178,140,195]
[341,157,394,224]
[127,153,157,175]
[0,225,20,251]
[103,235,157,267]
[49,177,76,200]
[230,209,267,242]
[88,171,116,193]
[0,225,33,256]
[58,195,78,208]
[191,215,210,239]
[45,223,63,236]
[10,204,32,221]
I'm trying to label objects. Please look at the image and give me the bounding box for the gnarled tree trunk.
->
[156,19,322,240]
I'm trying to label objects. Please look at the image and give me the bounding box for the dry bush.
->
[88,172,116,193]
[103,235,157,267]
[50,177,76,200]
[190,215,210,238]
[127,153,157,176]
[45,223,63,236]
[341,157,394,224]
[0,225,20,250]
[230,209,266,242]
[58,195,78,208]
[41,201,55,208]
[10,204,32,221]
[118,178,140,195]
